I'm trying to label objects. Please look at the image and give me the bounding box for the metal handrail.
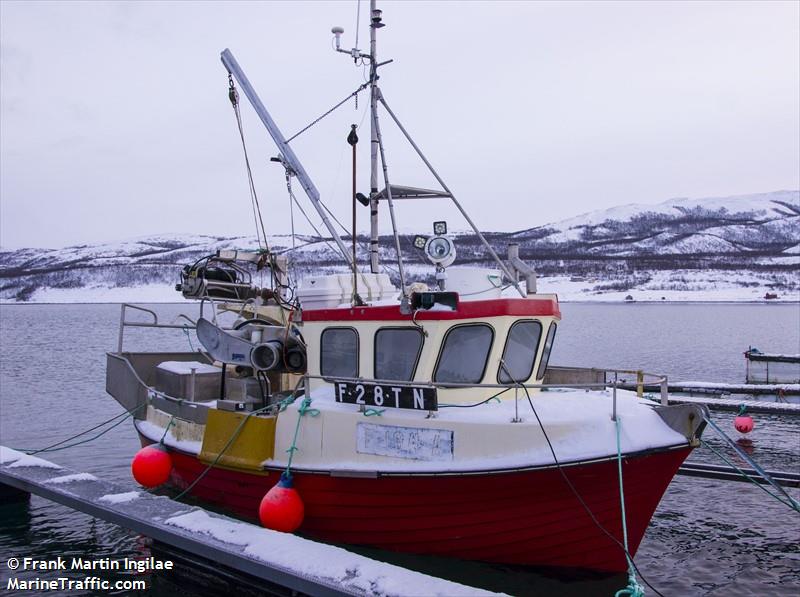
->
[116,303,229,353]
[304,369,672,415]
[304,372,667,392]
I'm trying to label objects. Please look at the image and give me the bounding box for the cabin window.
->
[498,320,543,384]
[535,322,557,380]
[434,324,494,384]
[375,328,424,381]
[321,327,358,378]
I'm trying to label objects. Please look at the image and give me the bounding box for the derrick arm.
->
[220,49,353,266]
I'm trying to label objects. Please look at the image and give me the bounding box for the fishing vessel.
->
[106,3,706,574]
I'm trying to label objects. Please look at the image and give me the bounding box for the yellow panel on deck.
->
[199,409,276,473]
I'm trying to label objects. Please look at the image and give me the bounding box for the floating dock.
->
[622,380,800,397]
[677,461,799,488]
[641,393,800,415]
[0,447,497,597]
[745,349,800,384]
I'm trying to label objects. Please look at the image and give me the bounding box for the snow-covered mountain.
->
[508,190,798,255]
[1,190,797,303]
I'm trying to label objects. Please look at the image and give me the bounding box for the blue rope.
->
[614,416,646,597]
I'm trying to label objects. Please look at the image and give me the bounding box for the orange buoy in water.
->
[131,444,173,487]
[259,472,304,532]
[734,405,754,434]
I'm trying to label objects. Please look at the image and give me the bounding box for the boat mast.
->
[220,49,353,267]
[368,0,381,274]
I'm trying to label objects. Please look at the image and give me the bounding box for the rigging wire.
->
[228,75,270,251]
[279,172,349,260]
[285,82,369,144]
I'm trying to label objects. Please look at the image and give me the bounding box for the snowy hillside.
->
[1,190,797,303]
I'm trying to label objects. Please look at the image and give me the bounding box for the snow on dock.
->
[642,394,800,415]
[0,446,502,597]
[622,380,800,396]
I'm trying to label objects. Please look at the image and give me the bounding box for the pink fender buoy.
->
[734,415,754,434]
[259,472,304,533]
[131,444,173,487]
[734,405,754,434]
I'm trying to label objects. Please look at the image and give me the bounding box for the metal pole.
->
[377,94,525,297]
[372,90,407,297]
[189,367,197,402]
[660,376,669,406]
[117,305,126,353]
[347,125,360,304]
[612,372,618,421]
[368,0,380,273]
[220,49,353,267]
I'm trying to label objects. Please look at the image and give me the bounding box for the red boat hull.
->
[144,436,690,573]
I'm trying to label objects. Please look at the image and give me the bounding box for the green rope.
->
[182,324,195,351]
[159,416,176,445]
[363,408,385,417]
[277,394,300,412]
[173,404,272,501]
[439,388,509,408]
[284,397,319,476]
[614,417,646,597]
[701,439,800,513]
[173,379,307,500]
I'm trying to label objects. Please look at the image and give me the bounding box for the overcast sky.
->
[1,0,798,249]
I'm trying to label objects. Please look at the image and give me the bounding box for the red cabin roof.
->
[301,297,561,322]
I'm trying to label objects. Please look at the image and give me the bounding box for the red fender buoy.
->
[131,444,173,487]
[734,415,754,434]
[259,472,304,533]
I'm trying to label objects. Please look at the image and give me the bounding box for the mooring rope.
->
[283,396,320,477]
[173,378,308,501]
[14,403,147,455]
[159,415,176,445]
[614,416,646,597]
[182,324,195,352]
[700,439,800,513]
[507,371,665,597]
[702,415,800,512]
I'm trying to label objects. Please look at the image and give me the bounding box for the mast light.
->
[331,26,344,50]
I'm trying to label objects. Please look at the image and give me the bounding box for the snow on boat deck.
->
[0,446,503,597]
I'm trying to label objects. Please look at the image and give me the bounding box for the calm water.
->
[1,303,798,596]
